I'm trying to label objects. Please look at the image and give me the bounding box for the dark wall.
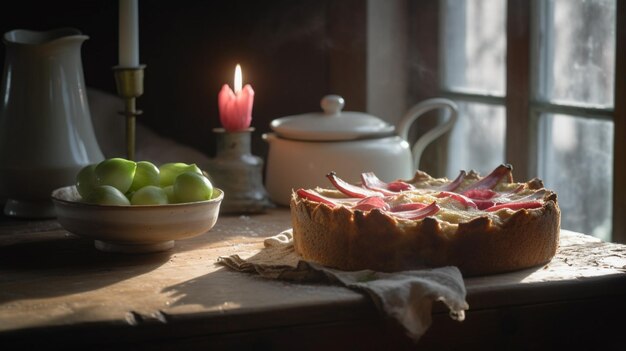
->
[0,0,342,160]
[0,1,119,97]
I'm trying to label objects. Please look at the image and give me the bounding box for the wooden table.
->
[1,208,625,350]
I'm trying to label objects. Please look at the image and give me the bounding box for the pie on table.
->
[290,164,560,276]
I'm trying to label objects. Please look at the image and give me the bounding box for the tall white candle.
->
[119,0,139,67]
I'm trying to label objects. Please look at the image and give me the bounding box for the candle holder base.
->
[204,128,273,214]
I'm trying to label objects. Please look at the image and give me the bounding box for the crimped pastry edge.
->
[290,188,560,276]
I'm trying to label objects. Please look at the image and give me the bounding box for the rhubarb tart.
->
[290,164,560,276]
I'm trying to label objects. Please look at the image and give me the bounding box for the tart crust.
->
[290,173,560,276]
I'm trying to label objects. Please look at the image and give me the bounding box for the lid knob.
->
[321,95,345,116]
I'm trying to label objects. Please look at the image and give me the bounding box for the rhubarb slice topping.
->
[437,191,478,209]
[463,164,512,191]
[388,201,440,220]
[296,165,551,222]
[296,189,339,208]
[353,196,390,211]
[361,172,414,195]
[327,172,383,198]
[438,170,466,192]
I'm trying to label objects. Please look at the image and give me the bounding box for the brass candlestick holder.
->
[113,65,146,160]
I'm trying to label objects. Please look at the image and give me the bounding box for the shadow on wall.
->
[88,88,211,165]
[0,0,346,162]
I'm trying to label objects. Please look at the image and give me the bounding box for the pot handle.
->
[397,98,458,171]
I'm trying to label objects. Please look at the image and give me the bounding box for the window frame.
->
[614,0,625,243]
[329,0,625,242]
[437,0,625,242]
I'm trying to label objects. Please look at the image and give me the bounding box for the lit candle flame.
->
[234,64,242,94]
[218,63,254,131]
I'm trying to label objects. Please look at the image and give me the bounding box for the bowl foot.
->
[94,240,175,253]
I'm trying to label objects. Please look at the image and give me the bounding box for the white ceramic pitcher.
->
[0,28,104,218]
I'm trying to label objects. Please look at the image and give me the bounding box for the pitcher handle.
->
[397,98,458,171]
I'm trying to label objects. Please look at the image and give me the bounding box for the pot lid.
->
[270,95,395,141]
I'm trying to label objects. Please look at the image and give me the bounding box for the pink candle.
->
[218,64,254,131]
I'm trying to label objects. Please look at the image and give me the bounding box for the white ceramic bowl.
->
[51,185,223,253]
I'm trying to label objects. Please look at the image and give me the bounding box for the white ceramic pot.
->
[263,95,458,206]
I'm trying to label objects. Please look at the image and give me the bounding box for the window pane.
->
[445,102,505,178]
[441,0,506,95]
[537,114,614,240]
[535,0,616,107]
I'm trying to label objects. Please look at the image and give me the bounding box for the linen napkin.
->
[218,229,469,341]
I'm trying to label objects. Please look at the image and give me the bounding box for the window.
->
[441,0,507,176]
[534,0,615,240]
[439,0,623,241]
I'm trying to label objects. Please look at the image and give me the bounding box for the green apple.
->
[163,185,177,203]
[159,162,202,187]
[76,164,97,198]
[129,161,160,192]
[83,185,131,206]
[173,171,213,203]
[95,158,137,193]
[130,185,169,205]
